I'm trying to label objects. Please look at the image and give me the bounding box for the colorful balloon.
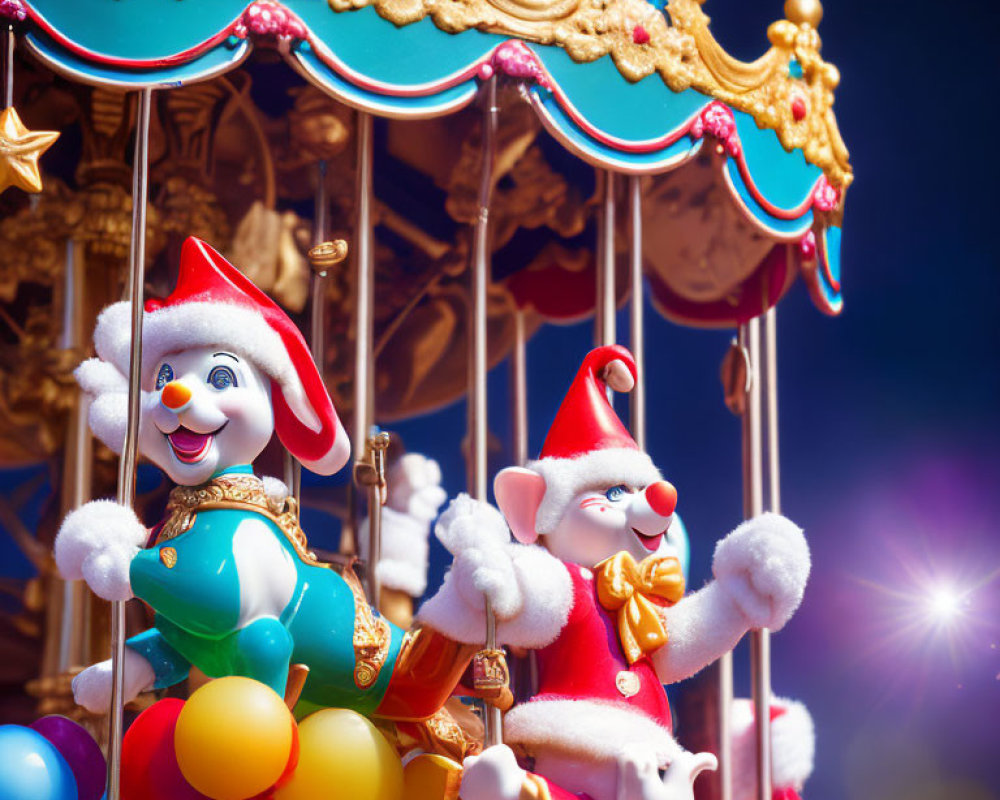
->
[121,699,209,800]
[174,677,295,800]
[30,716,106,800]
[274,709,403,800]
[0,725,78,800]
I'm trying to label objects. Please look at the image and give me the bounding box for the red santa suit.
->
[504,556,684,768]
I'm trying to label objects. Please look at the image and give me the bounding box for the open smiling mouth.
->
[165,424,226,464]
[632,527,666,552]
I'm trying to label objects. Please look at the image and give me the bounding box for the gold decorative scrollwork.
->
[326,0,851,187]
[341,565,392,689]
[157,474,314,566]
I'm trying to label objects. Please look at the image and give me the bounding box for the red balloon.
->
[121,699,209,800]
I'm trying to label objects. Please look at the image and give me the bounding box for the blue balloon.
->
[0,725,78,800]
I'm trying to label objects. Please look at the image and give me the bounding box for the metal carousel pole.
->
[3,22,12,109]
[751,303,782,800]
[353,112,379,606]
[596,171,616,350]
[107,86,153,800]
[741,315,771,800]
[628,175,645,449]
[285,160,332,507]
[511,307,528,468]
[469,73,503,747]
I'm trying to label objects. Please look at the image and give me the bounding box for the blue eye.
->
[155,363,174,390]
[207,365,237,390]
[605,485,629,502]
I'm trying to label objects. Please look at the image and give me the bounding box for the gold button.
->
[616,670,640,697]
[160,547,177,569]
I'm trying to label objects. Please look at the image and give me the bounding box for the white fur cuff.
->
[504,698,680,767]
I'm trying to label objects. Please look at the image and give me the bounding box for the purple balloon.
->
[30,716,106,800]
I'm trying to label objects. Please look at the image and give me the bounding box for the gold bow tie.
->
[595,551,686,665]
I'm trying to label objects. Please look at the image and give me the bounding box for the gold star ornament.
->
[0,106,59,194]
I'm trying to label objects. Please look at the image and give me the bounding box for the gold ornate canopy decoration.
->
[328,0,851,187]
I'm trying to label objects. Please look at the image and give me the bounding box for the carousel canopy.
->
[16,0,849,321]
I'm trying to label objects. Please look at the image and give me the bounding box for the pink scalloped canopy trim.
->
[0,0,27,22]
[23,0,838,224]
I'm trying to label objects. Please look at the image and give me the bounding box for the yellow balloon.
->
[275,708,403,800]
[174,676,295,800]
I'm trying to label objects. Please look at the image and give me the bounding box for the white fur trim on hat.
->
[731,697,814,798]
[93,300,320,432]
[504,698,681,767]
[529,448,661,535]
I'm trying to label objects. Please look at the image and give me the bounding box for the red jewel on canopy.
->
[791,96,807,121]
[632,25,650,44]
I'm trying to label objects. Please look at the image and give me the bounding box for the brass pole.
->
[742,318,771,800]
[3,24,12,109]
[628,176,645,449]
[471,74,501,747]
[511,309,528,468]
[352,112,375,572]
[596,172,616,349]
[58,239,92,672]
[108,86,153,800]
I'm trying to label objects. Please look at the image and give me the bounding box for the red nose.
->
[645,481,677,517]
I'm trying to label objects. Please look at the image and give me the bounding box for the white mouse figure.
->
[55,237,465,722]
[418,345,811,800]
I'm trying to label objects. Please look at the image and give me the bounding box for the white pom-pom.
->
[713,512,810,631]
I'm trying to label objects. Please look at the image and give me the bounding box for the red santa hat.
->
[529,345,662,534]
[90,236,349,475]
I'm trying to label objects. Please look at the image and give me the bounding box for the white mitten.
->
[357,453,448,597]
[434,494,519,617]
[55,500,148,601]
[712,512,810,631]
[387,453,447,522]
[417,494,572,646]
[618,748,717,800]
[72,649,156,714]
[461,745,527,800]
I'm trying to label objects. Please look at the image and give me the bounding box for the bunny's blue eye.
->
[155,363,174,390]
[207,365,237,390]
[605,485,629,502]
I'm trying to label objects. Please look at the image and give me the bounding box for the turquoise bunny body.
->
[126,466,403,715]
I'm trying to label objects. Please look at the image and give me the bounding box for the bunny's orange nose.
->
[645,480,677,518]
[160,381,192,411]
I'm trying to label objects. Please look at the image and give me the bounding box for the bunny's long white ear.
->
[494,467,547,544]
